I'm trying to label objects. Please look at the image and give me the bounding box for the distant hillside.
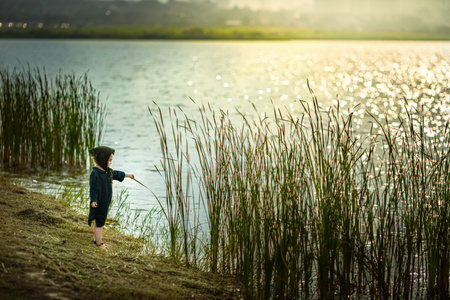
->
[1,0,449,36]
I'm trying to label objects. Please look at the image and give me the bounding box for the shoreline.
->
[1,26,449,41]
[0,176,241,299]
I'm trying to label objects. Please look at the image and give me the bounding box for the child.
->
[88,146,134,249]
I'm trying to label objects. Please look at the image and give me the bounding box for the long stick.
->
[132,178,168,220]
[132,178,151,191]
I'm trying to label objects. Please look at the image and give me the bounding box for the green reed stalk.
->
[149,89,450,299]
[149,104,197,264]
[364,102,450,299]
[0,66,105,169]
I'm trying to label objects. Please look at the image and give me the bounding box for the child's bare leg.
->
[94,223,103,245]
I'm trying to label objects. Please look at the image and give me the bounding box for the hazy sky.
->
[225,0,449,21]
[57,0,448,18]
[157,0,314,11]
[227,0,314,11]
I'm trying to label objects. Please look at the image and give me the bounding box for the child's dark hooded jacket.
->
[88,146,125,227]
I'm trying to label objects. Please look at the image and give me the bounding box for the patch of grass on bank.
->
[55,182,168,254]
[0,176,241,300]
[1,26,450,40]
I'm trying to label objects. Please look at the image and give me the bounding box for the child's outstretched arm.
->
[125,173,135,180]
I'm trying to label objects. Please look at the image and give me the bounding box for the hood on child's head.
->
[89,146,115,171]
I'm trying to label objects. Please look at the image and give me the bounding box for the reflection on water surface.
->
[1,40,449,212]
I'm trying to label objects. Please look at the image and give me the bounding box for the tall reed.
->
[149,104,202,263]
[0,65,105,169]
[149,89,449,299]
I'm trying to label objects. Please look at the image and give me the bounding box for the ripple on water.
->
[1,39,449,214]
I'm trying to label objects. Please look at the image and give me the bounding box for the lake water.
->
[1,39,450,215]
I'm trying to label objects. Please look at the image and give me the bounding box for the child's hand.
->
[126,173,135,180]
[91,202,97,208]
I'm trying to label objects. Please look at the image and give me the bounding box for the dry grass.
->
[0,176,242,300]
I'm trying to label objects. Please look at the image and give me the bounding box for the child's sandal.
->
[94,242,110,249]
